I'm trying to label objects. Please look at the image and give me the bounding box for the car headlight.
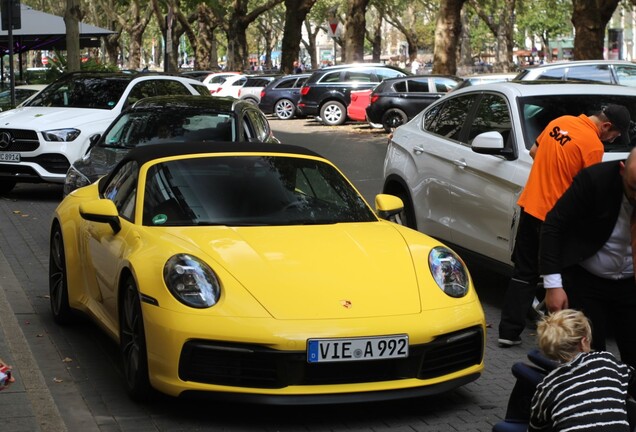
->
[64,166,91,195]
[41,128,81,142]
[163,254,221,308]
[428,247,469,298]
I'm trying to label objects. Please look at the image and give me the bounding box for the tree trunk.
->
[195,4,219,70]
[433,0,466,75]
[571,0,620,59]
[64,0,82,71]
[280,0,317,74]
[343,0,369,63]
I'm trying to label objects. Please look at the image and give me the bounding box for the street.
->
[0,117,543,432]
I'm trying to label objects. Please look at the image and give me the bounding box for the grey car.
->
[64,95,279,195]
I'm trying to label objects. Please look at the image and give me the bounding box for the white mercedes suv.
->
[0,71,209,194]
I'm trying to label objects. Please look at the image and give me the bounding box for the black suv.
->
[259,73,310,120]
[366,75,462,132]
[297,63,408,126]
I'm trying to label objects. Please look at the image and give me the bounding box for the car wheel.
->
[382,108,408,133]
[244,97,258,105]
[0,180,16,195]
[390,188,417,230]
[274,98,296,120]
[120,275,153,401]
[49,224,74,324]
[320,101,346,126]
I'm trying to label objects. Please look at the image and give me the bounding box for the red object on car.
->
[347,89,372,122]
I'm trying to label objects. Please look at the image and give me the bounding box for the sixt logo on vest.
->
[549,126,571,146]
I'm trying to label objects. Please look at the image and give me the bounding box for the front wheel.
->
[320,101,346,126]
[382,108,408,133]
[390,189,417,230]
[49,225,74,324]
[120,275,153,401]
[274,99,296,120]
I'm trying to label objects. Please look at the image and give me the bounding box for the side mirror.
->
[375,193,404,220]
[88,133,101,149]
[472,131,515,160]
[79,199,121,233]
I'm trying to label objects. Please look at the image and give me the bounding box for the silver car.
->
[383,81,636,273]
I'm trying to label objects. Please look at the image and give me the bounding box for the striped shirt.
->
[529,351,633,432]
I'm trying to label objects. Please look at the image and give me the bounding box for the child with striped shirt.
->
[529,309,634,431]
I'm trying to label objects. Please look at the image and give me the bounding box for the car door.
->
[401,78,445,118]
[405,93,479,241]
[448,92,524,265]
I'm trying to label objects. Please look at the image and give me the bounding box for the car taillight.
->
[238,89,243,96]
[370,95,379,104]
[260,90,266,98]
[300,86,310,96]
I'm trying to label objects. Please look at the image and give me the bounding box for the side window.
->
[190,83,210,96]
[566,65,612,84]
[295,77,309,87]
[615,66,636,87]
[434,78,460,92]
[320,71,342,83]
[102,161,138,221]
[425,95,477,141]
[155,80,192,96]
[275,79,295,89]
[343,70,373,82]
[467,94,512,146]
[393,81,407,92]
[126,81,156,106]
[374,67,405,81]
[244,109,268,142]
[536,67,566,81]
[407,79,429,92]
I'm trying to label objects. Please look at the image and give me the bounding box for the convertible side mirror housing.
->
[79,199,121,233]
[375,193,404,220]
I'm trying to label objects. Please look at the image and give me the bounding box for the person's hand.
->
[545,287,568,312]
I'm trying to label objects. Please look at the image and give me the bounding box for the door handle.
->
[413,146,424,155]
[453,159,467,168]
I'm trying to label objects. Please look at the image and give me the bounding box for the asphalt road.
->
[0,117,544,432]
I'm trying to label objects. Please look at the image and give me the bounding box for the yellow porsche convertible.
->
[49,142,486,403]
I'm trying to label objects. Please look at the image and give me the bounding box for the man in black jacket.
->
[539,148,636,368]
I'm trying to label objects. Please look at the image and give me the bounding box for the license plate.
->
[307,335,408,363]
[0,153,19,162]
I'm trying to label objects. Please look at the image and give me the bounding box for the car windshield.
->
[24,76,129,109]
[142,156,377,226]
[518,94,636,152]
[101,110,236,149]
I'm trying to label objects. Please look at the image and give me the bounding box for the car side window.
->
[244,109,268,142]
[407,79,429,92]
[615,66,636,87]
[374,67,405,80]
[275,79,295,89]
[425,95,476,141]
[393,81,407,92]
[343,70,373,82]
[467,94,512,147]
[566,65,612,84]
[536,67,566,81]
[102,161,138,221]
[126,81,156,106]
[434,78,460,92]
[154,80,192,96]
[320,71,341,83]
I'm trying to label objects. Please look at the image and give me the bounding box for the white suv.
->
[0,71,209,194]
[383,81,636,273]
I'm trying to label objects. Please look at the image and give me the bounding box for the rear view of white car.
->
[0,71,209,194]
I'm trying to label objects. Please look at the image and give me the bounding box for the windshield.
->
[101,110,236,149]
[142,156,376,226]
[518,94,636,153]
[25,76,129,109]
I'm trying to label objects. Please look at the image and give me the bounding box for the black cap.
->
[603,104,631,140]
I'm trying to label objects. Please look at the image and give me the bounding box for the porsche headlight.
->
[41,128,81,142]
[163,254,221,308]
[428,247,469,298]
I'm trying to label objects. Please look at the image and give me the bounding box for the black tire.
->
[0,180,16,195]
[320,101,347,126]
[49,225,74,324]
[391,188,417,230]
[120,275,153,401]
[382,108,408,133]
[243,97,258,105]
[274,98,296,120]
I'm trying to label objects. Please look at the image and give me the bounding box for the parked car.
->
[453,73,516,90]
[515,60,636,87]
[0,84,47,111]
[180,70,221,82]
[64,95,279,195]
[50,140,485,402]
[383,81,636,274]
[258,73,310,120]
[202,71,241,94]
[0,71,210,195]
[366,75,462,132]
[298,63,409,126]
[347,89,374,123]
[236,74,281,104]
[212,74,249,98]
